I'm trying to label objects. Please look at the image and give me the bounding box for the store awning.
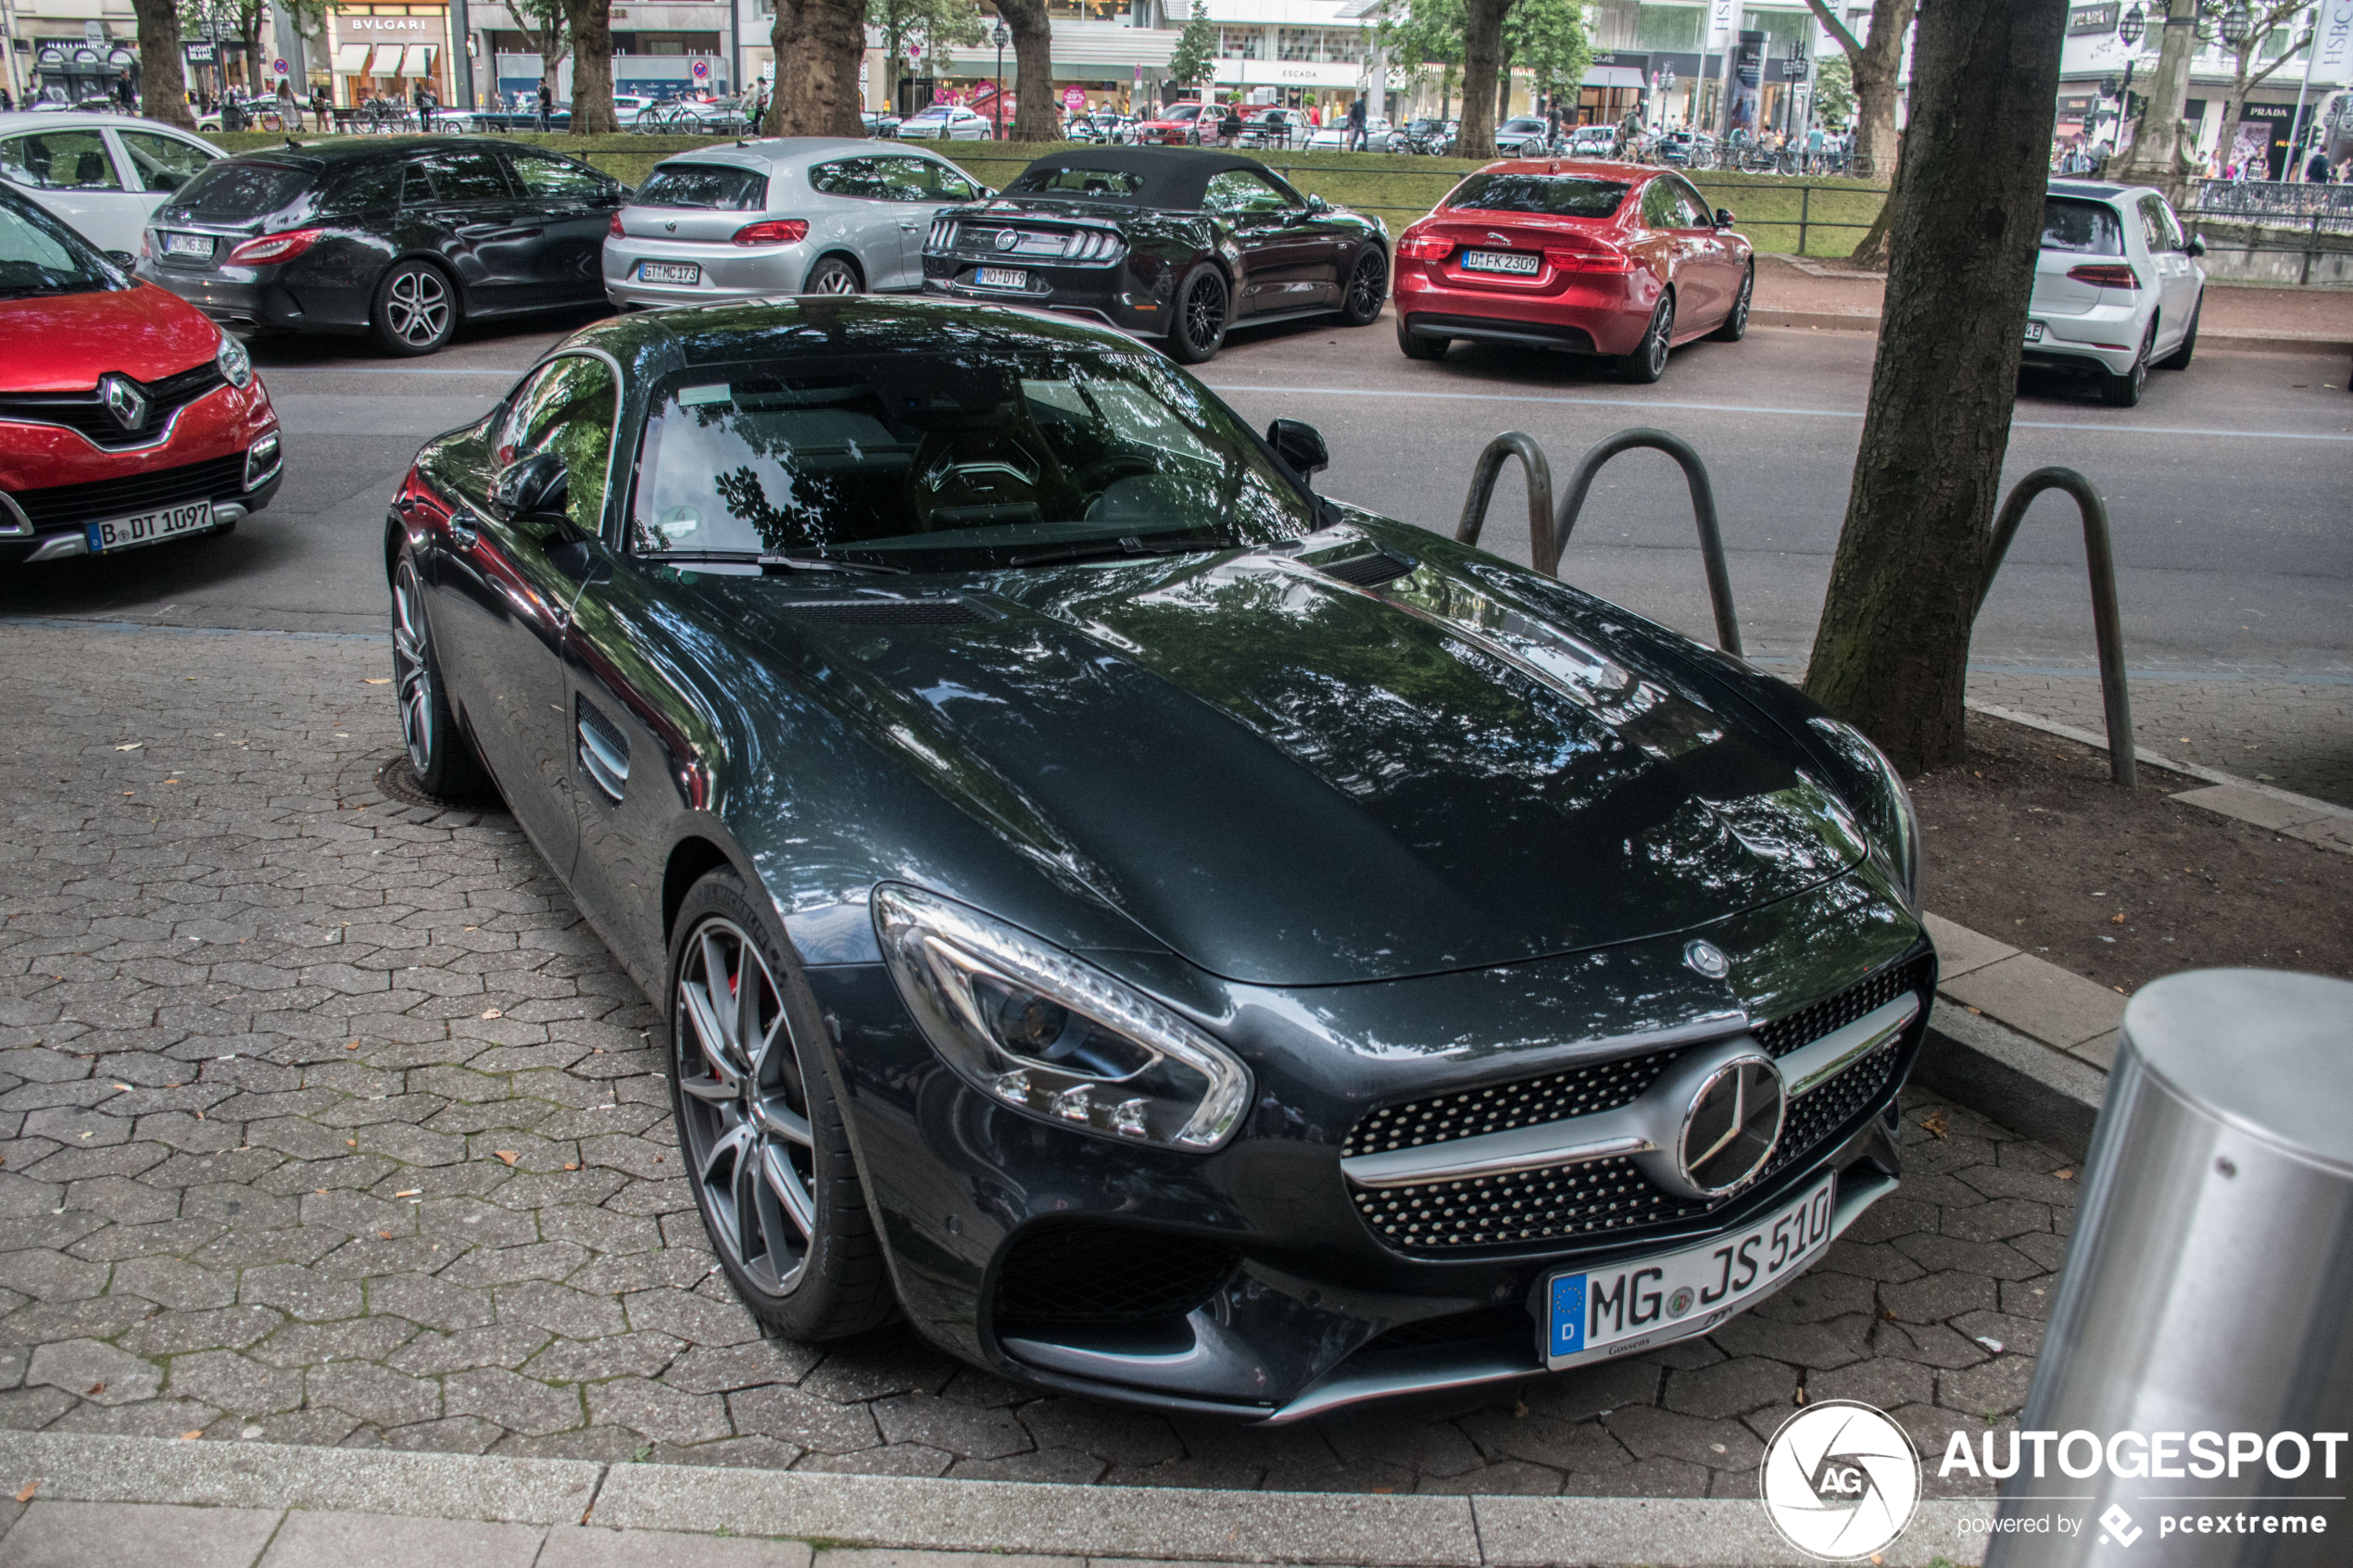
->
[334,44,372,74]
[1582,65,1645,89]
[398,46,435,77]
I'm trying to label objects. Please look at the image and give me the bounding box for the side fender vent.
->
[1317,549,1416,589]
[785,597,989,625]
[575,697,630,803]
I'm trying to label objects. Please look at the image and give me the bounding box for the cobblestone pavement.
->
[1968,667,2353,809]
[0,621,2075,1499]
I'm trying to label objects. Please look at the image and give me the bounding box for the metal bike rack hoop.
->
[1978,467,2135,788]
[1556,428,1743,657]
[1453,431,1556,571]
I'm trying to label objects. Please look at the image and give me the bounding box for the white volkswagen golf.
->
[2025,180,2207,408]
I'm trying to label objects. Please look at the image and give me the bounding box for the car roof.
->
[2049,179,2140,201]
[0,111,211,138]
[198,134,544,169]
[1477,156,1648,182]
[1006,145,1287,207]
[644,135,913,172]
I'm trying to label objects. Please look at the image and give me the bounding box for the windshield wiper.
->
[1009,533,1238,569]
[646,548,908,576]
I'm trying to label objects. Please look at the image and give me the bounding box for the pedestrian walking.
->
[1545,97,1561,152]
[536,78,552,132]
[1614,103,1642,159]
[1345,94,1365,152]
[2308,148,2334,184]
[1220,100,1242,147]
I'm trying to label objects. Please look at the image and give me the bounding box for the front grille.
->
[992,1221,1239,1326]
[1345,947,1931,1255]
[0,362,226,451]
[1358,1304,1532,1355]
[1754,953,1935,1059]
[6,452,252,532]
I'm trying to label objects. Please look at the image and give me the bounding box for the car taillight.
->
[225,228,323,267]
[610,212,624,237]
[1399,233,1453,262]
[733,220,810,245]
[1545,246,1634,273]
[2067,263,2140,290]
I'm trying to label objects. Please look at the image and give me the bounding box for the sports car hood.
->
[752,534,1869,987]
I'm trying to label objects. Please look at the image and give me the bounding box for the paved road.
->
[0,621,2062,1499]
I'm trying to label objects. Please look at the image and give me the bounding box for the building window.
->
[1217,25,1264,59]
[1633,4,1703,51]
[1326,28,1365,63]
[1277,26,1319,60]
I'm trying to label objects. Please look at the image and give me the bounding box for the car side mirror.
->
[105,249,135,269]
[1304,193,1329,213]
[1714,207,1736,229]
[2184,234,2206,257]
[979,187,997,198]
[1266,418,1329,482]
[492,450,572,526]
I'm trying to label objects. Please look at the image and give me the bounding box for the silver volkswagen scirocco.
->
[603,136,988,307]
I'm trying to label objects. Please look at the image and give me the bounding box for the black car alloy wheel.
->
[1340,247,1388,327]
[668,870,891,1338]
[1166,264,1229,364]
[371,259,457,356]
[1620,291,1674,383]
[1711,261,1753,343]
[390,554,486,795]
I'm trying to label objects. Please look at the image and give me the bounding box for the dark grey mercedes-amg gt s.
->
[384,295,1932,1421]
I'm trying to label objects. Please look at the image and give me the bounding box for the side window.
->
[419,150,512,204]
[1204,169,1291,216]
[400,160,435,207]
[1639,179,1679,229]
[810,157,887,199]
[510,150,612,201]
[878,157,973,201]
[0,131,121,191]
[1673,179,1715,227]
[2158,200,2189,253]
[2138,194,2186,252]
[319,163,402,218]
[497,356,619,539]
[117,132,215,194]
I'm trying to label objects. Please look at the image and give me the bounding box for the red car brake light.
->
[1399,233,1453,262]
[1544,246,1635,272]
[225,228,323,266]
[610,212,624,237]
[2066,263,2140,290]
[733,220,810,245]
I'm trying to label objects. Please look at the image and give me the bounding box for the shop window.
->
[1277,27,1318,61]
[1218,26,1264,59]
[1632,4,1702,51]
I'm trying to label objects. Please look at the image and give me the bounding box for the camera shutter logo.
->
[1759,1400,1920,1561]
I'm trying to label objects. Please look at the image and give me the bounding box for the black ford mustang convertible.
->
[386,296,1933,1421]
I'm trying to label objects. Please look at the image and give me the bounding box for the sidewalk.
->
[0,1430,1994,1568]
[1753,255,2353,347]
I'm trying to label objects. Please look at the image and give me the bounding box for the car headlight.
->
[216,331,253,389]
[1807,717,1919,911]
[874,884,1252,1152]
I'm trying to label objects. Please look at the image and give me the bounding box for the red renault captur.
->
[1391,158,1754,384]
[0,182,282,567]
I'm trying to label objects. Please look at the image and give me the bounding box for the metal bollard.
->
[1987,970,2353,1566]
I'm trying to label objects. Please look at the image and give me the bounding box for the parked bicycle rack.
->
[1979,467,2136,788]
[1456,427,1743,658]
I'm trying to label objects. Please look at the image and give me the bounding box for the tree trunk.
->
[764,0,862,136]
[133,0,196,129]
[565,0,617,132]
[2116,0,2196,192]
[997,0,1059,143]
[1801,0,2067,775]
[1846,0,1913,179]
[1849,148,1900,268]
[2218,88,2246,177]
[1496,42,1514,126]
[1458,0,1511,159]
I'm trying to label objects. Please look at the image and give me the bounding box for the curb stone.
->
[0,1431,1994,1567]
[1745,307,2353,354]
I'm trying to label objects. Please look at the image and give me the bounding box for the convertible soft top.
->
[1004,146,1287,209]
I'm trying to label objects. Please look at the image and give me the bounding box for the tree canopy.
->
[1504,0,1591,106]
[1167,0,1217,90]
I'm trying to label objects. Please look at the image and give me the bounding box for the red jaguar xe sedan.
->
[1392,159,1754,383]
[0,183,282,567]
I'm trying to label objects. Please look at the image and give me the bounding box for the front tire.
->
[1618,291,1674,383]
[1339,246,1388,326]
[369,259,457,357]
[1710,261,1753,342]
[390,552,488,797]
[2100,320,2154,407]
[668,870,893,1342]
[802,255,862,295]
[2155,296,2198,370]
[1165,263,1228,364]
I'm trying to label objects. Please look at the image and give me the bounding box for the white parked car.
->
[0,110,221,257]
[2026,179,2206,407]
[1567,125,1617,157]
[900,105,994,141]
[1304,116,1391,150]
[605,135,988,307]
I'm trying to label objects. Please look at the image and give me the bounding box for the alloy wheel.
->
[385,267,451,348]
[673,915,819,1295]
[1730,269,1751,332]
[809,260,860,295]
[391,559,436,773]
[1646,299,1672,376]
[1346,249,1388,321]
[1184,273,1225,354]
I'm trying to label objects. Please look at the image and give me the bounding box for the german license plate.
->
[1462,249,1541,275]
[2024,320,2045,343]
[86,499,213,554]
[975,267,1026,289]
[163,232,212,257]
[638,261,699,284]
[1542,1172,1837,1369]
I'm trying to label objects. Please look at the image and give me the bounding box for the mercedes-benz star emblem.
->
[995,229,1022,251]
[1677,1057,1784,1197]
[1683,938,1730,979]
[98,373,147,433]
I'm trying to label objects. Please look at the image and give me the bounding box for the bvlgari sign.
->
[342,16,434,30]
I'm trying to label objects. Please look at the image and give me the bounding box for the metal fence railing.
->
[2183,178,2353,233]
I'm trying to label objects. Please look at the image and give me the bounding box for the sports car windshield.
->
[1444,172,1629,218]
[630,347,1316,571]
[1004,166,1149,200]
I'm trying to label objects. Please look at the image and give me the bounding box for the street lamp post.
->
[2101,1,2145,156]
[991,21,1009,140]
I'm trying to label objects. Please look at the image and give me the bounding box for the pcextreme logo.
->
[1759,1400,1923,1562]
